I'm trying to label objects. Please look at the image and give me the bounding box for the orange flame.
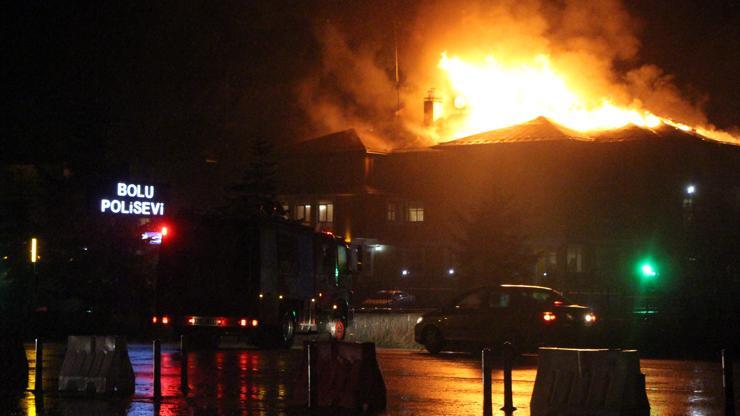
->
[432,52,738,145]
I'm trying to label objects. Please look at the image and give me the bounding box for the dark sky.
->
[3,0,739,172]
[626,0,740,129]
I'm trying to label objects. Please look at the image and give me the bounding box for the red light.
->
[188,317,195,325]
[240,319,247,327]
[161,226,168,236]
[216,319,224,326]
[543,311,557,322]
[152,316,158,324]
[162,316,170,325]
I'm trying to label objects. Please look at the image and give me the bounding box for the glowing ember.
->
[436,52,666,139]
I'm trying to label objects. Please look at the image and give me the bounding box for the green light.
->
[641,264,656,276]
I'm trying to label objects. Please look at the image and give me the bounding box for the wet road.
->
[4,342,738,415]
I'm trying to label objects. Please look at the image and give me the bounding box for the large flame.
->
[434,52,736,144]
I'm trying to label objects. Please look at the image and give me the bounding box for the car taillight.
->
[543,311,557,322]
[216,319,224,326]
[162,316,170,325]
[187,317,195,325]
[240,319,248,327]
[152,316,158,324]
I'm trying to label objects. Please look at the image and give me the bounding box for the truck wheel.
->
[279,312,296,348]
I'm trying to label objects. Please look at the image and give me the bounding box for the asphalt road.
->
[3,341,738,415]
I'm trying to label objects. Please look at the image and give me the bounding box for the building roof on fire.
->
[289,129,391,155]
[434,116,728,148]
[435,117,591,147]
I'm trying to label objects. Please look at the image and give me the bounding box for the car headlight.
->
[416,316,424,324]
[584,312,596,325]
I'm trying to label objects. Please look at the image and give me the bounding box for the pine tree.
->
[454,188,535,289]
[225,137,283,218]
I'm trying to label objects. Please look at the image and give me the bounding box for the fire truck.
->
[152,213,354,347]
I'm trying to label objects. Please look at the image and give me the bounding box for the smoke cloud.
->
[297,0,734,147]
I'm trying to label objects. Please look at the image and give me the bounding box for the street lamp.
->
[30,238,38,263]
[686,184,696,195]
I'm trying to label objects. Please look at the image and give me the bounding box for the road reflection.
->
[13,343,737,415]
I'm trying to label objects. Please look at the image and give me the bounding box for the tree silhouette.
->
[225,137,284,218]
[454,188,535,289]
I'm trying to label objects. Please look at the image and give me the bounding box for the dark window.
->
[455,290,486,311]
[489,291,511,308]
[524,289,567,305]
[566,245,583,272]
[387,202,397,221]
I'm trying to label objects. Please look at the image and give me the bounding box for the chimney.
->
[423,88,441,127]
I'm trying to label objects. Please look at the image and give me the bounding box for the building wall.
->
[278,137,740,300]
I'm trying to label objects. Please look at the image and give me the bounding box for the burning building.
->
[277,114,740,310]
[278,0,740,320]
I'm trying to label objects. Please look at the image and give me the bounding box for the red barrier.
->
[294,341,386,411]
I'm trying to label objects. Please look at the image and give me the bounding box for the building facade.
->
[277,119,740,309]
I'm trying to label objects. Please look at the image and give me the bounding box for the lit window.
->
[318,202,333,223]
[407,202,424,222]
[387,203,397,222]
[295,203,312,223]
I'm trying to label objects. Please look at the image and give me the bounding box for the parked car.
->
[360,290,416,309]
[414,285,597,354]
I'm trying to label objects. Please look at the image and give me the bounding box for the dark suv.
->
[414,285,597,354]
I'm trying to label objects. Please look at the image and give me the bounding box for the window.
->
[566,245,583,272]
[295,203,311,223]
[281,203,289,219]
[530,290,554,304]
[337,245,347,274]
[535,248,558,276]
[318,202,334,223]
[489,292,510,308]
[455,289,486,311]
[387,202,397,221]
[407,202,424,222]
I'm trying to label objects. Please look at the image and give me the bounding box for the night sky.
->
[3,0,739,173]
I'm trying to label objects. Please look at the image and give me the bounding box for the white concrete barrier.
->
[530,347,650,416]
[346,310,427,349]
[58,336,134,394]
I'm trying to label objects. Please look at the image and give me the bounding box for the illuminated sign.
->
[141,231,163,245]
[100,182,165,216]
